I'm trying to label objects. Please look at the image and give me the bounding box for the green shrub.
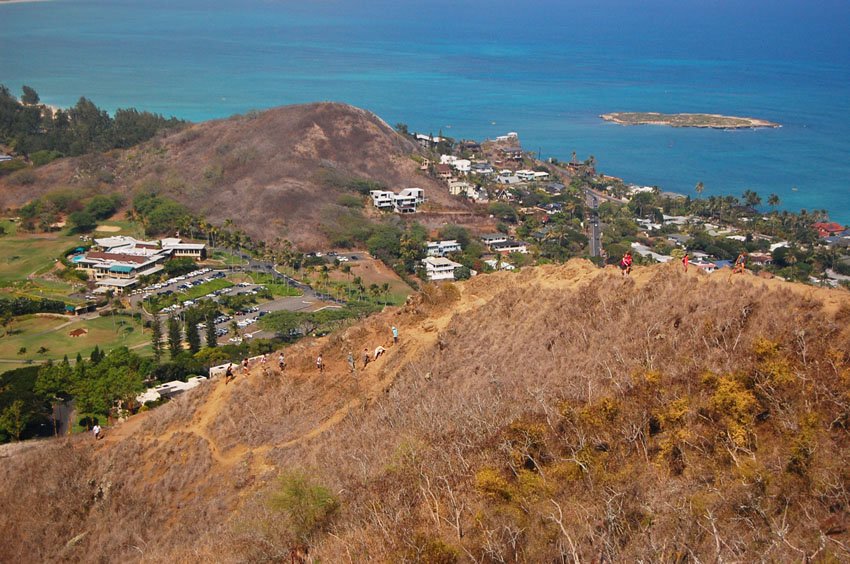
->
[30,150,64,167]
[268,472,339,545]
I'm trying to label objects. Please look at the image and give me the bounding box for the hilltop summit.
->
[2,261,850,561]
[0,102,466,247]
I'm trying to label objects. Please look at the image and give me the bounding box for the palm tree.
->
[695,181,704,198]
[767,193,780,210]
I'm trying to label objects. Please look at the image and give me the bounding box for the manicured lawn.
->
[0,314,149,363]
[211,250,245,266]
[0,231,79,286]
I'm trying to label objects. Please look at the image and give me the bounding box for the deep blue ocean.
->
[2,0,849,222]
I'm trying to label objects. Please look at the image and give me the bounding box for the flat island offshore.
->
[601,112,781,129]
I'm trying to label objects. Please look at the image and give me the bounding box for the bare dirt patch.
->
[94,225,121,232]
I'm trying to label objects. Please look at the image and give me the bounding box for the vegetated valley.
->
[2,261,850,562]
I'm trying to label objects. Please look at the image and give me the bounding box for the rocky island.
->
[601,112,780,129]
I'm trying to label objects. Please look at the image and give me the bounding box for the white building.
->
[480,233,509,247]
[370,190,396,210]
[426,240,463,257]
[422,256,464,281]
[495,132,518,142]
[448,180,473,197]
[450,159,471,173]
[371,188,425,213]
[490,240,529,254]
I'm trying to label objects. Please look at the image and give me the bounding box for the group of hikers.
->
[619,250,747,276]
[223,325,400,384]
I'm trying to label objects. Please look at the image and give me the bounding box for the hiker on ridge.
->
[733,252,747,274]
[620,251,633,276]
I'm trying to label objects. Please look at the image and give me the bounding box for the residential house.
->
[394,188,425,213]
[813,222,845,238]
[544,182,565,194]
[490,240,529,254]
[692,260,718,273]
[426,240,462,257]
[370,188,425,213]
[436,163,453,181]
[536,202,563,215]
[484,258,515,271]
[422,256,464,281]
[496,174,522,185]
[415,133,444,148]
[480,233,509,247]
[515,169,536,181]
[495,132,518,142]
[500,146,523,161]
[459,140,482,155]
[450,159,471,174]
[470,162,495,176]
[370,190,396,211]
[469,185,489,202]
[448,180,472,197]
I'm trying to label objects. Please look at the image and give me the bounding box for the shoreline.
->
[0,0,53,4]
[601,112,781,130]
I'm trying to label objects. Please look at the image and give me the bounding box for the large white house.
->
[422,256,464,281]
[371,188,425,213]
[426,240,462,257]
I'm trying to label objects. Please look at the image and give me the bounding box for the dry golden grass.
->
[2,261,850,562]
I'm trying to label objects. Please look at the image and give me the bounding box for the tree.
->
[695,181,704,197]
[90,345,102,364]
[742,189,761,208]
[68,210,97,233]
[0,400,27,441]
[488,202,518,223]
[453,265,472,280]
[167,315,182,359]
[20,85,40,106]
[767,193,780,210]
[185,318,201,354]
[437,224,471,247]
[151,316,163,362]
[205,316,217,348]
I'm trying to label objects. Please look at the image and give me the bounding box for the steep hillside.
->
[0,103,467,247]
[3,263,850,562]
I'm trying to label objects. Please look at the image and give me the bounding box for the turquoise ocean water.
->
[2,0,849,222]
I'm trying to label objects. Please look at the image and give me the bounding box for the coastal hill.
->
[2,261,850,561]
[0,103,468,248]
[601,112,780,129]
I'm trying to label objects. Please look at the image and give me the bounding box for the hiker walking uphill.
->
[620,251,633,276]
[392,325,399,345]
[682,252,689,273]
[362,347,370,369]
[316,354,324,374]
[278,352,286,372]
[733,252,747,274]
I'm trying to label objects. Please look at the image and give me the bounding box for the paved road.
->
[585,189,603,258]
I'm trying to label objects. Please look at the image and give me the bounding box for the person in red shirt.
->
[620,251,633,276]
[682,252,689,273]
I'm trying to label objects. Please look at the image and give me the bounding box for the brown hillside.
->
[3,263,850,562]
[0,103,468,248]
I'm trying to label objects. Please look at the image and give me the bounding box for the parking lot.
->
[132,268,336,345]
